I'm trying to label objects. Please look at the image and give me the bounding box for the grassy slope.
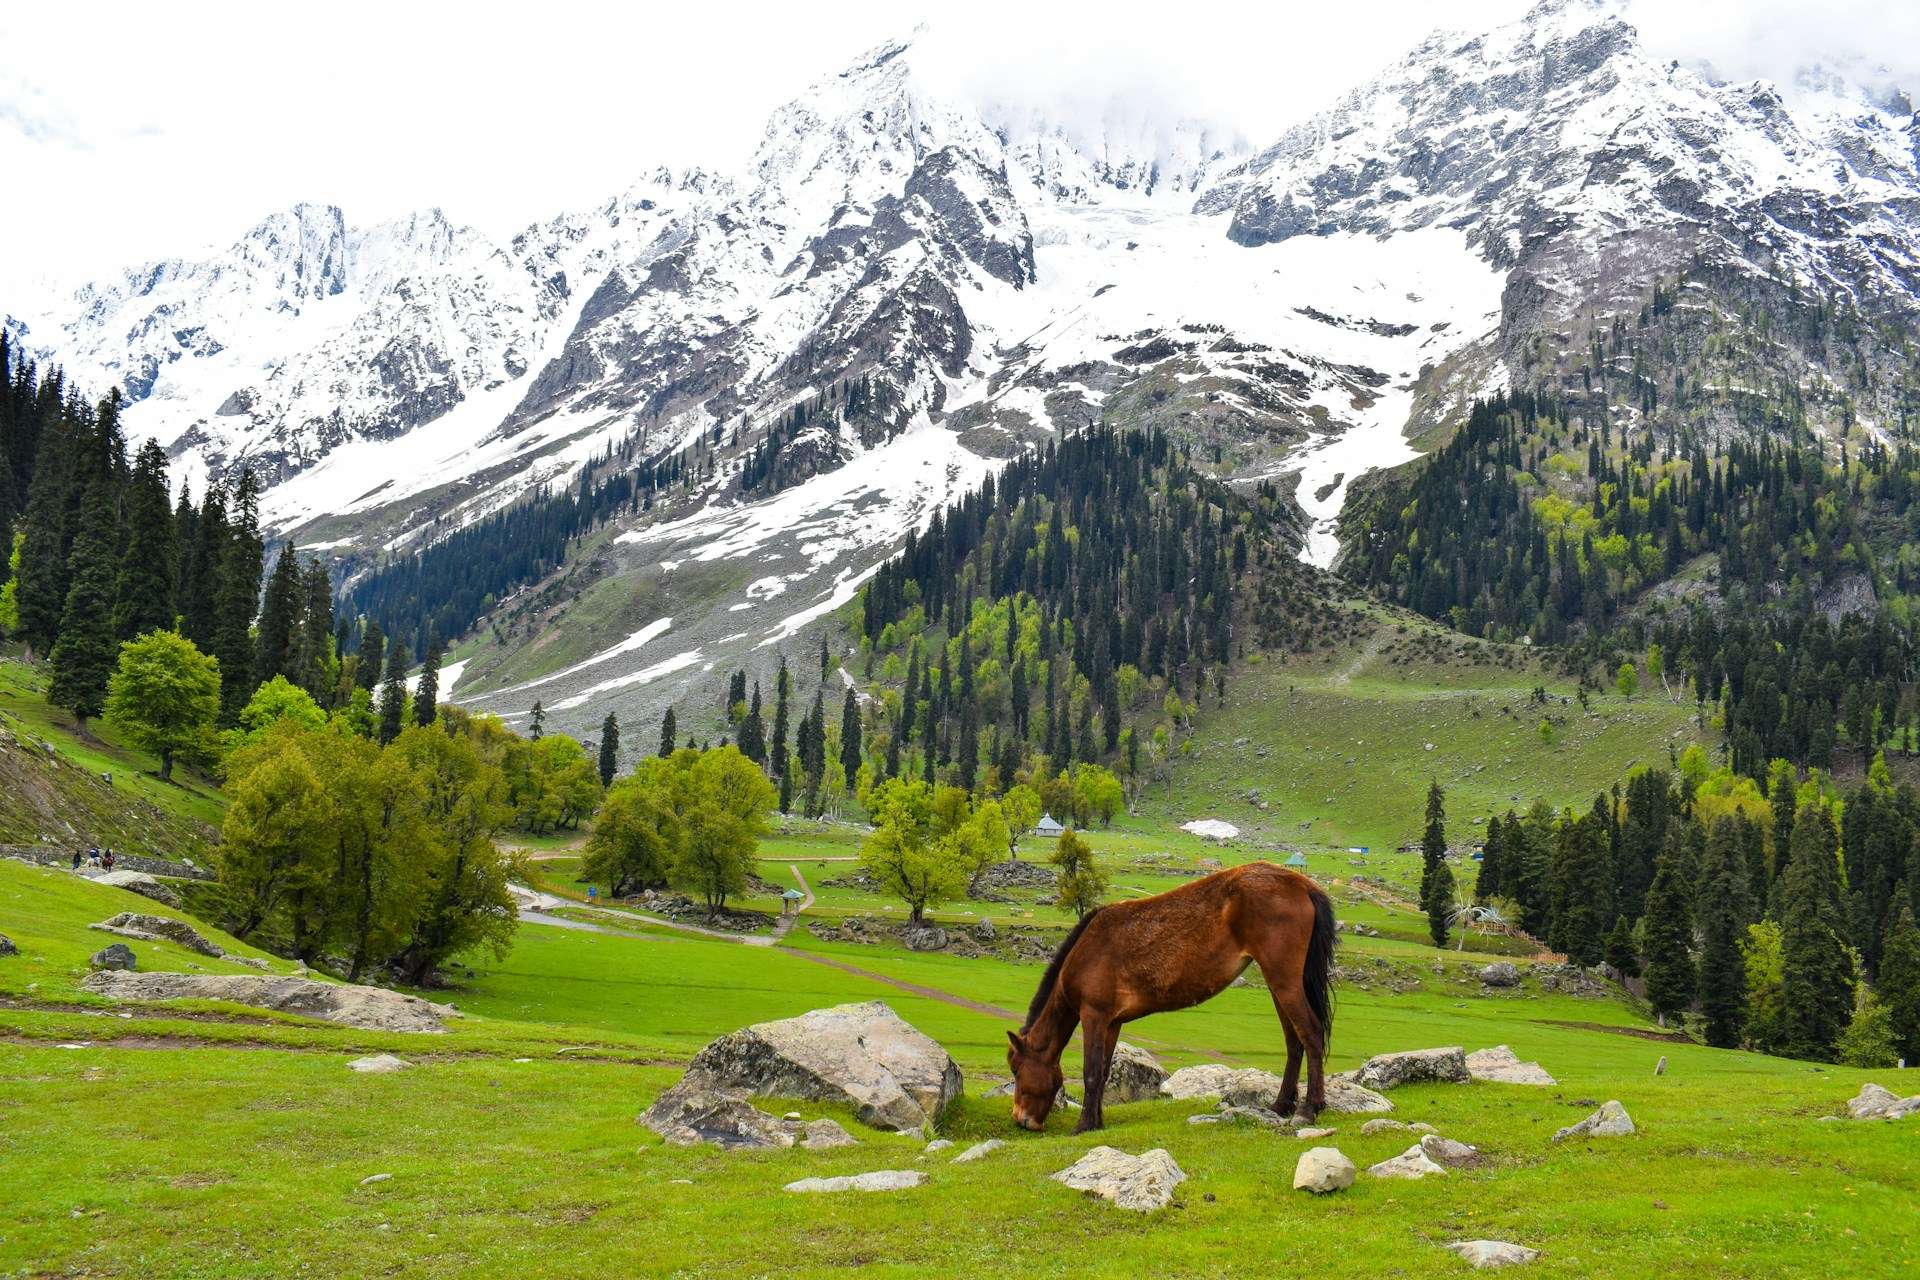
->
[0,657,223,856]
[5,859,1918,1279]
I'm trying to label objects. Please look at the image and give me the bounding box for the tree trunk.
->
[159,750,174,783]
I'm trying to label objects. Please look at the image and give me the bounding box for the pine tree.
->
[599,712,620,786]
[294,561,335,703]
[770,656,791,777]
[740,682,766,764]
[1421,781,1451,946]
[529,700,545,740]
[1551,806,1614,965]
[254,544,302,687]
[1696,817,1751,1047]
[1778,804,1856,1059]
[659,707,677,758]
[180,482,227,651]
[840,689,862,786]
[213,469,264,724]
[377,642,411,745]
[1879,901,1920,1065]
[1642,822,1697,1022]
[112,439,176,641]
[1476,813,1506,902]
[413,638,442,726]
[13,407,74,658]
[1604,915,1639,977]
[47,480,119,723]
[357,621,385,692]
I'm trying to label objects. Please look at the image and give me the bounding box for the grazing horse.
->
[1006,861,1335,1133]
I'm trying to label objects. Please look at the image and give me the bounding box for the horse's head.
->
[1005,1029,1063,1131]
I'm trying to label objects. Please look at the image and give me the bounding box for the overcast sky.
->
[3,0,1917,293]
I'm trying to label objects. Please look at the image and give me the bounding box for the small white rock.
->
[347,1054,412,1074]
[783,1170,926,1194]
[359,1174,392,1186]
[1293,1147,1356,1194]
[1446,1240,1540,1269]
[952,1139,1004,1164]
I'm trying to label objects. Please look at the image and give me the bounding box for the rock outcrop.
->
[666,1002,961,1131]
[1465,1045,1556,1086]
[783,1170,925,1193]
[1446,1240,1540,1269]
[640,1082,799,1150]
[80,971,457,1032]
[1551,1100,1634,1142]
[94,870,181,908]
[89,943,136,971]
[1347,1046,1470,1090]
[1051,1147,1187,1212]
[1102,1041,1167,1103]
[88,912,224,957]
[1846,1083,1920,1120]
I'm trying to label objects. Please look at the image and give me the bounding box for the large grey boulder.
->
[1160,1062,1392,1114]
[1292,1147,1356,1194]
[1479,962,1521,988]
[89,912,224,957]
[1846,1083,1920,1120]
[89,943,137,971]
[80,971,456,1033]
[1446,1240,1540,1269]
[640,1081,796,1150]
[1102,1041,1167,1103]
[1466,1045,1556,1086]
[1348,1046,1470,1090]
[783,1170,924,1193]
[94,870,181,908]
[1551,1100,1634,1142]
[1051,1147,1187,1212]
[672,1002,961,1131]
[1418,1134,1485,1169]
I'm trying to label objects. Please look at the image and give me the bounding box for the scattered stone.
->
[347,1054,413,1074]
[1186,1114,1221,1125]
[1479,962,1520,988]
[1292,1147,1356,1194]
[667,1001,961,1131]
[783,1111,802,1121]
[1348,1047,1469,1090]
[1419,1134,1485,1169]
[902,924,948,953]
[783,1170,925,1194]
[1654,1056,1667,1076]
[923,1138,955,1153]
[1323,1079,1395,1114]
[88,912,223,957]
[1368,1144,1448,1179]
[1552,1101,1635,1142]
[1846,1083,1920,1120]
[0,934,15,957]
[952,1139,1004,1164]
[94,870,180,908]
[1408,1122,1438,1135]
[1446,1240,1540,1269]
[1466,1046,1556,1086]
[800,1119,858,1150]
[359,1174,392,1186]
[81,972,456,1033]
[1050,1147,1187,1212]
[1295,1126,1337,1139]
[1103,1041,1168,1103]
[639,1081,794,1150]
[1361,1118,1408,1135]
[88,943,136,971]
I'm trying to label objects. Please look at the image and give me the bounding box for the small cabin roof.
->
[1283,851,1308,867]
[1035,814,1065,832]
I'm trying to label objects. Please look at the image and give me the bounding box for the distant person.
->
[103,849,116,871]
[70,849,82,870]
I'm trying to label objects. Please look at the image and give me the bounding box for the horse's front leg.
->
[1075,1014,1116,1133]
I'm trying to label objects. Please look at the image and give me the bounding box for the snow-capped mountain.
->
[9,0,1920,737]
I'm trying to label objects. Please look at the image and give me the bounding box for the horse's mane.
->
[1023,908,1101,1031]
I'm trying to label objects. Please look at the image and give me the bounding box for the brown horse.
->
[1006,861,1335,1133]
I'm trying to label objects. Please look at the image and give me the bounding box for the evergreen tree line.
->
[850,426,1301,799]
[1472,756,1920,1065]
[1348,389,1920,778]
[0,340,334,730]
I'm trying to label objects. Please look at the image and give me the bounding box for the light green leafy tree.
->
[104,629,221,782]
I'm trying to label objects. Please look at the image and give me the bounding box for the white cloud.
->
[1,0,1914,296]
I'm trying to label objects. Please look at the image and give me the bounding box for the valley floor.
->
[4,853,1917,1279]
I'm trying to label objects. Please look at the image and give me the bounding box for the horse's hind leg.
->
[1258,953,1328,1123]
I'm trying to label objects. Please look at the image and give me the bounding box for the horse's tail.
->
[1303,884,1336,1046]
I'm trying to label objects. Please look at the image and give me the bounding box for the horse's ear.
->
[1006,1030,1026,1053]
